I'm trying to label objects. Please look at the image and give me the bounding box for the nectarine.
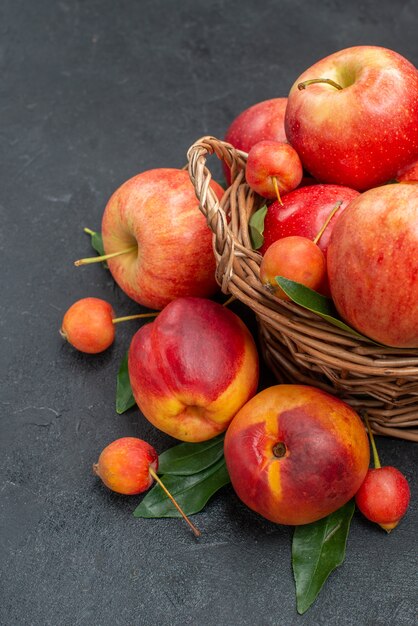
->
[224,385,370,525]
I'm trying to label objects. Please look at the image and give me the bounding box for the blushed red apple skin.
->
[260,236,327,298]
[128,297,259,442]
[224,98,287,184]
[355,466,411,532]
[224,385,370,525]
[285,46,418,191]
[260,184,359,256]
[101,169,223,310]
[327,184,418,348]
[60,297,115,354]
[246,141,303,200]
[260,184,359,295]
[93,437,158,495]
[396,159,418,182]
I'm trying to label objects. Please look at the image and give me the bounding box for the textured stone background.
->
[1,1,417,624]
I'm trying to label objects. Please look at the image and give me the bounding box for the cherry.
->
[245,140,303,204]
[60,297,157,354]
[93,437,201,537]
[355,415,411,532]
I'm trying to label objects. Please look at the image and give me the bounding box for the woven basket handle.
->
[187,136,262,293]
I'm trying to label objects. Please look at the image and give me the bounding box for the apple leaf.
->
[84,227,108,267]
[133,457,230,518]
[249,204,268,249]
[292,499,355,614]
[116,352,136,414]
[275,277,369,340]
[158,434,225,476]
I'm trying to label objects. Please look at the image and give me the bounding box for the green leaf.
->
[84,227,108,267]
[275,277,370,340]
[158,434,225,476]
[133,457,230,518]
[292,500,355,614]
[84,227,105,256]
[116,352,136,414]
[249,204,268,249]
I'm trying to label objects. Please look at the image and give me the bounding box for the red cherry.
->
[355,466,411,532]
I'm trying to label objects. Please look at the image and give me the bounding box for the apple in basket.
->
[75,169,224,310]
[285,45,418,190]
[260,184,359,294]
[327,184,418,348]
[224,98,288,184]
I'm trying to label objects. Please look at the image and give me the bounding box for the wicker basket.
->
[187,136,418,442]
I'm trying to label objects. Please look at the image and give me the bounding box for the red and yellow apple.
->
[224,385,370,525]
[260,184,359,256]
[101,168,223,310]
[327,184,418,347]
[285,46,418,190]
[128,297,259,442]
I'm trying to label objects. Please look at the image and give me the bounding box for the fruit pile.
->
[61,45,416,614]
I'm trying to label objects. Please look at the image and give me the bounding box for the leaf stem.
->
[363,413,381,469]
[74,246,137,266]
[272,176,283,205]
[83,227,96,236]
[298,78,343,91]
[148,467,201,537]
[112,312,159,324]
[313,201,343,245]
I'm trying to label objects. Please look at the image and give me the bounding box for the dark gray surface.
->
[1,1,417,625]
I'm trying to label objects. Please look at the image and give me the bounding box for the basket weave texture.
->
[187,136,418,442]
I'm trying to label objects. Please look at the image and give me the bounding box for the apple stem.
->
[74,246,137,267]
[272,176,283,206]
[363,412,381,470]
[313,200,343,245]
[148,467,201,538]
[112,312,159,324]
[298,78,343,91]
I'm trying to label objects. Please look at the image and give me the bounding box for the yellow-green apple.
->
[285,46,418,191]
[224,97,287,184]
[260,184,359,294]
[260,236,327,298]
[128,297,259,442]
[101,168,223,310]
[224,385,370,525]
[327,184,418,347]
[246,140,303,202]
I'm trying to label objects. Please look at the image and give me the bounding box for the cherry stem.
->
[112,312,159,324]
[313,201,343,245]
[363,413,381,469]
[148,467,201,538]
[222,295,236,307]
[298,78,343,91]
[272,176,283,205]
[74,246,137,267]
